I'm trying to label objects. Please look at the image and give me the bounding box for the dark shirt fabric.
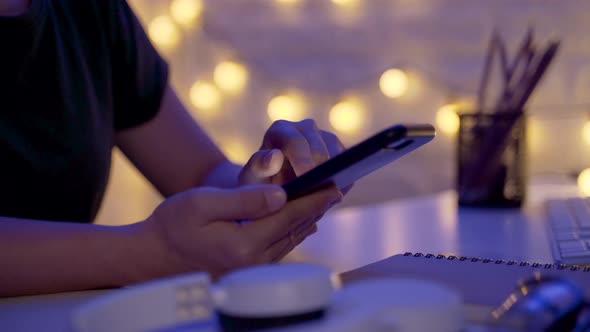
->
[0,0,168,222]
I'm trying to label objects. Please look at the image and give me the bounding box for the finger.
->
[265,234,291,263]
[341,184,353,196]
[189,185,286,222]
[262,217,314,262]
[239,149,285,185]
[321,131,346,158]
[268,223,318,262]
[320,131,352,195]
[300,223,318,242]
[296,119,330,165]
[292,214,322,238]
[295,223,318,245]
[243,185,342,247]
[266,120,316,176]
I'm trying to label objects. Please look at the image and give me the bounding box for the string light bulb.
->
[214,61,249,95]
[583,121,590,145]
[578,168,590,196]
[379,68,409,99]
[435,103,460,135]
[221,138,251,164]
[189,81,221,115]
[329,99,365,134]
[527,117,543,154]
[148,16,180,50]
[267,94,306,122]
[331,0,360,8]
[170,0,203,28]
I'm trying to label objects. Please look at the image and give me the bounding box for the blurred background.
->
[96,0,590,225]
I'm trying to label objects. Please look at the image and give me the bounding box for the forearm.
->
[0,217,174,297]
[200,159,242,188]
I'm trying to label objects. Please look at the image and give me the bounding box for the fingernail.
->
[265,187,287,211]
[331,190,344,205]
[302,225,318,240]
[309,227,318,236]
[262,149,277,169]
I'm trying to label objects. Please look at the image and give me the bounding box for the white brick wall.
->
[97,0,590,224]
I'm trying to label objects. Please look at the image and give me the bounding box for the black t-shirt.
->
[0,0,168,222]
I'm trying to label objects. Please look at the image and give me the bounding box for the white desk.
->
[291,176,580,273]
[0,176,580,331]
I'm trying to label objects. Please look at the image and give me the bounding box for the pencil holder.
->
[456,112,527,208]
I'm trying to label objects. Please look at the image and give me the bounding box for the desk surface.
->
[290,175,580,273]
[0,176,581,331]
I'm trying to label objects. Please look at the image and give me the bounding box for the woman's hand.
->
[139,184,341,278]
[239,119,346,185]
[234,119,350,252]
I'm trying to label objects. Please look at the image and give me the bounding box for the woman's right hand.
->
[136,184,342,279]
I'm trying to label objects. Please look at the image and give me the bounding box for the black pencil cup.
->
[456,112,527,208]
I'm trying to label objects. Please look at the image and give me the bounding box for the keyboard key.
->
[547,201,576,229]
[551,222,577,230]
[546,197,590,264]
[557,232,590,241]
[575,231,590,239]
[569,199,590,228]
[560,251,590,259]
[555,232,579,241]
[558,241,587,252]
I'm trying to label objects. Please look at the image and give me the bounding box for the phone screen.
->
[282,124,435,200]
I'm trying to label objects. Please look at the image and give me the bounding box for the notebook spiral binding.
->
[402,252,590,272]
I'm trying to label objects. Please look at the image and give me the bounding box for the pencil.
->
[477,30,503,113]
[498,27,534,112]
[510,40,560,112]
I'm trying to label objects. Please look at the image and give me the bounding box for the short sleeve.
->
[107,0,169,131]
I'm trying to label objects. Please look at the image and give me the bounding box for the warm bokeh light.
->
[379,68,409,99]
[267,94,306,122]
[275,0,299,4]
[148,16,180,50]
[329,99,365,134]
[583,121,590,145]
[331,0,360,8]
[189,81,221,114]
[435,104,460,135]
[213,61,249,95]
[221,138,251,164]
[526,117,543,154]
[578,168,590,196]
[170,0,203,28]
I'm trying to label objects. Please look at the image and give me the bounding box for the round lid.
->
[214,263,336,317]
[331,278,464,332]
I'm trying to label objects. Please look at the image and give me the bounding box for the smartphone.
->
[282,124,436,200]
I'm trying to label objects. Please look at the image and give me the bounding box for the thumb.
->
[239,149,284,185]
[193,185,287,221]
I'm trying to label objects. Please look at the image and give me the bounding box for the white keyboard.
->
[546,197,590,265]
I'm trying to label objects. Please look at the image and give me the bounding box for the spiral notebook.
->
[340,252,590,307]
